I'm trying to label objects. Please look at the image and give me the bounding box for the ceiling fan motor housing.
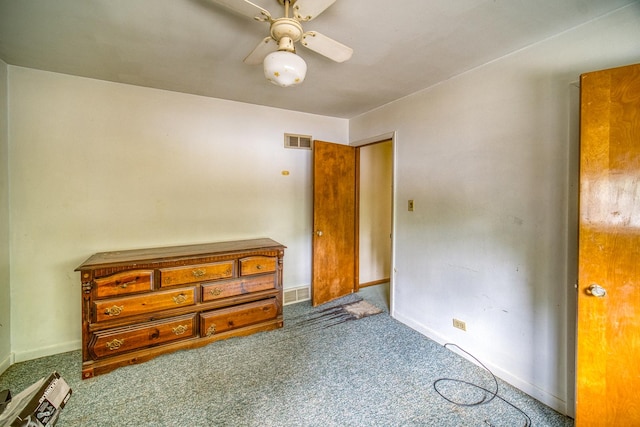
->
[271,18,303,52]
[212,0,352,85]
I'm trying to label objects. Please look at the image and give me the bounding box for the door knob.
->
[316,230,323,236]
[587,284,607,297]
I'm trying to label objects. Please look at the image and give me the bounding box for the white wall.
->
[0,59,10,373]
[7,67,347,362]
[350,4,640,415]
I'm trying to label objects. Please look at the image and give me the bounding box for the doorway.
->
[311,134,395,312]
[356,138,393,311]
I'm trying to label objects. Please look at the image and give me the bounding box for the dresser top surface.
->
[75,238,285,270]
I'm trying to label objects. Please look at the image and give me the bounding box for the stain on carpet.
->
[292,297,383,330]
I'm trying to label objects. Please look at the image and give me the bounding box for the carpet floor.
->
[0,285,573,426]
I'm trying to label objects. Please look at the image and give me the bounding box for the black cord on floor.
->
[433,343,532,427]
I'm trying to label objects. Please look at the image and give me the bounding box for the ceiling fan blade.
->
[301,31,353,63]
[243,37,278,65]
[293,0,337,21]
[210,0,271,21]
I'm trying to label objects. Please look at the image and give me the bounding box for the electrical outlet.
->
[453,318,466,331]
[408,200,414,211]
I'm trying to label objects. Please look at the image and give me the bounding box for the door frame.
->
[351,132,396,316]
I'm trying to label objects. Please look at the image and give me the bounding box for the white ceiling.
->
[0,0,637,118]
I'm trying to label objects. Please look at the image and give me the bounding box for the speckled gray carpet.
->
[0,285,573,426]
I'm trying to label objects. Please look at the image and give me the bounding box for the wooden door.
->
[576,63,640,425]
[312,140,356,306]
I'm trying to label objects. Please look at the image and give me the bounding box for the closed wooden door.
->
[312,140,356,306]
[576,63,640,425]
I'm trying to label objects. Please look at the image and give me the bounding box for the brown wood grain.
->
[201,275,276,302]
[312,141,356,306]
[576,63,640,425]
[89,314,197,359]
[94,269,154,298]
[77,239,285,378]
[200,298,279,335]
[76,238,283,269]
[239,256,277,276]
[93,287,196,322]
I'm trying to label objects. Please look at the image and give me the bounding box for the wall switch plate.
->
[408,200,414,211]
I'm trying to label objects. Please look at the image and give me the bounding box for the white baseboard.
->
[393,310,568,416]
[13,340,81,364]
[0,352,13,376]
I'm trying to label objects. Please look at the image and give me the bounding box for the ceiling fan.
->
[211,0,353,87]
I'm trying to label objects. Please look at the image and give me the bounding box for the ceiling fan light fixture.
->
[263,50,307,87]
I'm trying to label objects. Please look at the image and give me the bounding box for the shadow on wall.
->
[394,75,578,411]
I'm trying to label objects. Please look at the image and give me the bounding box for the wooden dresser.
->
[75,238,285,379]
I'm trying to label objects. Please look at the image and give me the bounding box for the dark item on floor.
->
[0,371,71,427]
[0,389,10,416]
[296,297,383,330]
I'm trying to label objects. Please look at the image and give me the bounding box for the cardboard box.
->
[0,372,71,427]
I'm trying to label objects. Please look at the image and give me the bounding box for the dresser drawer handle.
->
[173,294,188,304]
[256,264,263,270]
[106,338,124,351]
[172,325,189,335]
[192,269,206,278]
[104,305,124,316]
[118,280,137,289]
[206,325,216,337]
[208,288,223,297]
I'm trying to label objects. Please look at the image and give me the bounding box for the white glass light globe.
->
[263,51,307,87]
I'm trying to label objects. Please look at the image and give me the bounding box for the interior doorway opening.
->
[311,133,395,311]
[353,133,395,313]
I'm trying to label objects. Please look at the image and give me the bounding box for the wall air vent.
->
[285,133,312,150]
[283,286,311,305]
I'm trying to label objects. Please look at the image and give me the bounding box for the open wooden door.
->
[312,140,356,306]
[576,63,640,425]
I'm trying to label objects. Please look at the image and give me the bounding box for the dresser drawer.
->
[93,287,196,323]
[89,314,196,359]
[159,261,234,287]
[200,298,279,337]
[201,274,276,302]
[239,256,276,276]
[77,239,285,378]
[94,270,154,298]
